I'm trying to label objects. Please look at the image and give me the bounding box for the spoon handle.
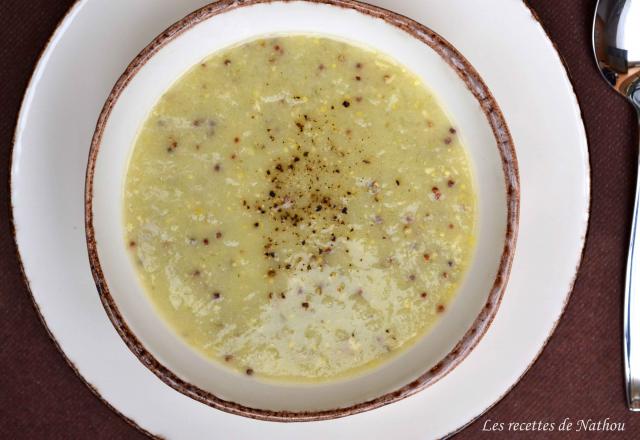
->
[625,115,640,411]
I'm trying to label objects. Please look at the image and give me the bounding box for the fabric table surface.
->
[0,0,638,438]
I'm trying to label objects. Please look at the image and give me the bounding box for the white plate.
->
[11,0,589,438]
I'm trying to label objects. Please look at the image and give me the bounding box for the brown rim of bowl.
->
[84,0,520,423]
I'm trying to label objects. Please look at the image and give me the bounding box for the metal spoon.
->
[593,0,640,411]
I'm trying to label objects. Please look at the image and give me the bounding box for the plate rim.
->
[8,0,590,437]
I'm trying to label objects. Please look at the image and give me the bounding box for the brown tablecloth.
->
[1,0,638,438]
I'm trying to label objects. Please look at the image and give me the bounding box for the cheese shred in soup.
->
[124,36,476,382]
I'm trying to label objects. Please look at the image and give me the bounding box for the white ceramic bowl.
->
[86,0,518,421]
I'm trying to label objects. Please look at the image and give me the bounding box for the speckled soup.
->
[124,35,476,383]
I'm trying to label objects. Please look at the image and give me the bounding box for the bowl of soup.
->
[86,0,518,421]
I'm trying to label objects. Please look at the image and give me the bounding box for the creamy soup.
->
[124,36,476,382]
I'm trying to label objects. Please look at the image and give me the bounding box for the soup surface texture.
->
[124,36,476,382]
